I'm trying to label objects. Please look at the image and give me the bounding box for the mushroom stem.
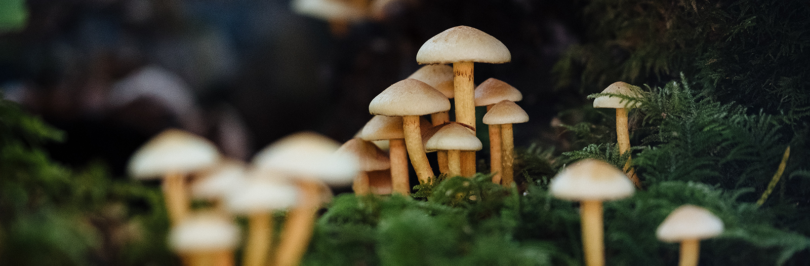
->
[431,111,450,174]
[389,139,410,195]
[679,239,699,266]
[274,180,321,266]
[186,251,233,266]
[581,200,604,266]
[615,108,641,187]
[447,150,462,177]
[352,171,370,195]
[453,62,477,177]
[501,124,515,187]
[487,105,503,184]
[163,172,189,225]
[243,213,272,266]
[403,115,434,184]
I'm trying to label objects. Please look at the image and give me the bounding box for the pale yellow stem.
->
[244,213,272,266]
[274,180,321,266]
[186,251,232,266]
[352,171,370,195]
[403,115,434,184]
[501,124,515,187]
[679,239,700,266]
[432,111,450,174]
[447,150,462,177]
[616,108,641,188]
[581,200,604,266]
[453,62,477,177]
[163,172,189,226]
[487,105,502,184]
[389,139,410,195]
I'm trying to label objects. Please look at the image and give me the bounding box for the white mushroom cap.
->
[336,138,391,172]
[593,81,642,109]
[549,159,635,201]
[482,100,529,125]
[425,123,482,152]
[474,78,522,106]
[407,65,455,98]
[291,0,366,22]
[416,26,511,64]
[168,213,240,252]
[656,205,724,242]
[252,132,359,186]
[190,160,247,200]
[128,129,220,180]
[224,178,299,214]
[369,79,450,116]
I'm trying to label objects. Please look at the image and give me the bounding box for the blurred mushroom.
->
[425,123,482,177]
[482,100,529,187]
[408,64,455,173]
[336,138,391,195]
[474,78,523,184]
[190,160,247,213]
[291,0,367,37]
[168,213,240,266]
[657,205,724,266]
[593,81,643,187]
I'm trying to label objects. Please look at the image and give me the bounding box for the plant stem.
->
[447,150,462,177]
[615,108,641,187]
[501,124,514,187]
[403,115,434,184]
[581,200,604,266]
[274,180,320,266]
[244,213,272,266]
[389,139,410,194]
[432,111,450,174]
[453,62,477,177]
[352,171,370,195]
[757,146,791,206]
[679,239,699,266]
[488,105,503,184]
[163,172,188,225]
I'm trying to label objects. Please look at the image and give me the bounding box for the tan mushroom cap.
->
[224,178,299,214]
[291,0,366,22]
[128,129,220,180]
[656,205,724,243]
[335,138,391,172]
[593,81,642,109]
[417,26,511,64]
[549,159,635,201]
[168,213,240,252]
[425,123,483,152]
[252,132,359,185]
[369,79,450,116]
[482,100,529,125]
[474,78,522,106]
[407,65,455,98]
[191,160,247,200]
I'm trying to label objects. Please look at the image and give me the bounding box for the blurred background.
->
[0,0,586,177]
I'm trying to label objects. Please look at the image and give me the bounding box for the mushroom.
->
[224,177,299,266]
[336,138,391,195]
[252,132,358,266]
[592,81,643,187]
[168,213,240,266]
[367,170,393,194]
[425,123,483,177]
[128,129,220,225]
[474,78,523,184]
[190,160,247,213]
[417,25,511,177]
[369,79,450,184]
[291,0,367,37]
[407,64,455,173]
[656,205,724,266]
[549,159,635,266]
[482,100,528,186]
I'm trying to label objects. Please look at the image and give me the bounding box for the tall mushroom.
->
[168,213,240,266]
[417,25,511,177]
[425,123,482,177]
[474,78,523,184]
[656,205,724,266]
[128,129,220,225]
[253,132,358,266]
[369,79,450,184]
[592,81,642,187]
[407,64,455,173]
[336,138,391,195]
[549,159,635,266]
[482,100,528,186]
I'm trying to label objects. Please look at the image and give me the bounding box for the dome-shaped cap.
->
[336,138,390,172]
[407,65,454,98]
[169,213,240,252]
[291,0,366,22]
[593,81,642,109]
[225,178,299,214]
[656,205,724,242]
[482,100,529,125]
[253,132,359,185]
[549,159,635,201]
[425,123,482,151]
[191,160,247,200]
[128,129,220,179]
[416,26,511,64]
[369,79,450,116]
[474,78,522,106]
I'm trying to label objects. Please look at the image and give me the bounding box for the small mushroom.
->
[190,160,247,213]
[657,205,724,266]
[128,129,221,225]
[425,123,482,177]
[336,138,391,195]
[474,78,523,184]
[168,213,240,266]
[593,81,643,187]
[369,79,450,184]
[407,64,455,174]
[482,100,528,187]
[359,115,431,194]
[417,25,511,177]
[549,159,635,266]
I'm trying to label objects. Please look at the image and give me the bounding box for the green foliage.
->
[0,0,27,32]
